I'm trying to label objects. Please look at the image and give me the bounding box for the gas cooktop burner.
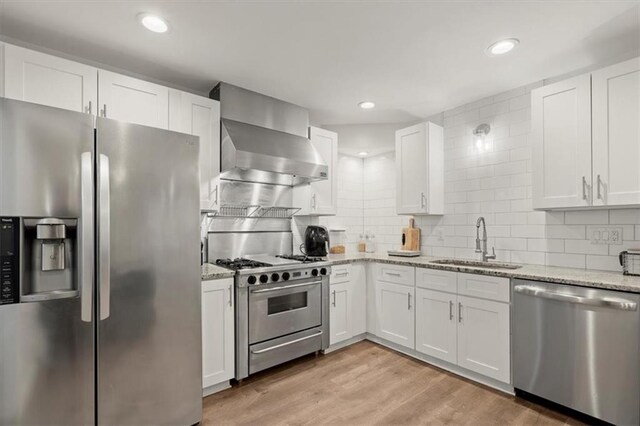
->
[276,255,325,263]
[215,258,273,271]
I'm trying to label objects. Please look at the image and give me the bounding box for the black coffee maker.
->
[304,226,330,256]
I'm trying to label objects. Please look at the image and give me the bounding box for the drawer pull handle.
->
[251,331,323,354]
[449,300,454,321]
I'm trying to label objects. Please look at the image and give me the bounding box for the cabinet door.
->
[415,288,457,364]
[532,74,592,209]
[169,90,221,210]
[3,44,97,114]
[330,282,351,345]
[375,281,415,349]
[350,263,367,336]
[592,57,640,207]
[202,279,235,389]
[309,126,338,215]
[98,69,169,129]
[456,296,510,383]
[396,123,428,214]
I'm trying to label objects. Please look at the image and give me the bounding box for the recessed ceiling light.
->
[486,38,519,56]
[138,13,169,33]
[358,101,375,109]
[358,151,369,157]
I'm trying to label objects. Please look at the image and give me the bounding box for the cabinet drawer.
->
[375,263,414,287]
[457,273,510,302]
[330,264,352,284]
[416,268,457,293]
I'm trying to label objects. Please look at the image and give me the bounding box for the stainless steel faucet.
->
[475,216,496,262]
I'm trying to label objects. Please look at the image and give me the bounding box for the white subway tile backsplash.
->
[348,81,639,267]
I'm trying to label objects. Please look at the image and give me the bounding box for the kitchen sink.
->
[430,259,522,270]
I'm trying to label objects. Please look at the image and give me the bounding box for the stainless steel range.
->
[216,255,330,380]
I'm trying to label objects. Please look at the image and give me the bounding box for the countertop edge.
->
[323,255,640,294]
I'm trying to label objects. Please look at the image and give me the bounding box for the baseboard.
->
[202,381,231,397]
[365,333,514,395]
[324,333,367,353]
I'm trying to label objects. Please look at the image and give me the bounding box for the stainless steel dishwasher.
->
[513,279,640,425]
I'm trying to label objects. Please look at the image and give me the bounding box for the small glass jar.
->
[357,234,366,253]
[366,233,377,253]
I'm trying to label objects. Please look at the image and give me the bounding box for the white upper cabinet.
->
[98,69,169,129]
[395,122,444,215]
[533,57,640,210]
[592,57,640,207]
[532,74,592,209]
[169,90,221,210]
[294,127,338,216]
[2,43,97,114]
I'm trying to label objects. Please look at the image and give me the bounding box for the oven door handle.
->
[251,331,323,354]
[249,280,322,294]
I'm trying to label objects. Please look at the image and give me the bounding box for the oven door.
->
[248,278,322,344]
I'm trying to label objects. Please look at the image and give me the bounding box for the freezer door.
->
[96,118,202,425]
[0,98,95,425]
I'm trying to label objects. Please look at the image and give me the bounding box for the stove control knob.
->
[271,273,280,282]
[282,272,290,281]
[259,274,269,284]
[320,268,328,276]
[247,275,257,285]
[311,269,319,277]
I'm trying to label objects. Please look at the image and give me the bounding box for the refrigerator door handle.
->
[80,152,94,322]
[99,153,111,320]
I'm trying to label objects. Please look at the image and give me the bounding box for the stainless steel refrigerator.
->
[0,98,202,425]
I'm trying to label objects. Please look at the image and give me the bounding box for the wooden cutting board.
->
[402,218,420,251]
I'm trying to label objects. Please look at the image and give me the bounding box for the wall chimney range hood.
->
[211,83,328,185]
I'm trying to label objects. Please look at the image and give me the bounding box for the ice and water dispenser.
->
[0,216,79,305]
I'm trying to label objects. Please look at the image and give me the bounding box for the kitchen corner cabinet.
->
[2,43,97,114]
[329,263,366,346]
[532,57,640,209]
[169,90,221,210]
[97,69,169,129]
[293,126,338,216]
[202,278,235,392]
[395,122,444,215]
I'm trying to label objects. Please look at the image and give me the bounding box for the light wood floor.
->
[203,341,583,425]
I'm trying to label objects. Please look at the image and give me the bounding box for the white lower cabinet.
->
[374,281,415,349]
[329,282,350,345]
[329,263,366,346]
[415,269,511,384]
[202,278,235,393]
[456,295,510,383]
[415,288,457,364]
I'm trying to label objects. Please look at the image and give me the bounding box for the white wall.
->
[354,82,640,271]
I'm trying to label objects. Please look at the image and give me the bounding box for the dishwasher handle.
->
[514,285,638,311]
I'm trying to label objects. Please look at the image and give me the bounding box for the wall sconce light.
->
[473,123,490,150]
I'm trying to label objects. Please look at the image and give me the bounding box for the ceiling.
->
[0,1,638,125]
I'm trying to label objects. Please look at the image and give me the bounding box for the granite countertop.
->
[324,253,640,294]
[200,253,640,293]
[201,263,236,280]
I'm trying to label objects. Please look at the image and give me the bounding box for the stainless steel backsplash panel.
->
[219,179,292,207]
[208,231,292,261]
